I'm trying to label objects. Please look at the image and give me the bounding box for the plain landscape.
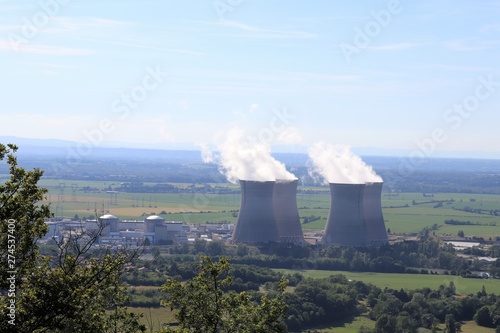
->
[3,144,500,332]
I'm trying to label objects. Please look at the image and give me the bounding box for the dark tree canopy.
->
[161,256,288,333]
[0,143,145,332]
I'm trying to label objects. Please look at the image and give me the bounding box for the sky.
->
[1,0,499,158]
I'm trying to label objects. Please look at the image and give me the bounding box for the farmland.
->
[276,269,500,295]
[37,178,500,238]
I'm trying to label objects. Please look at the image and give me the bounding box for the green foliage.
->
[375,313,395,333]
[161,256,288,333]
[475,306,493,328]
[0,144,51,287]
[0,144,145,332]
[285,275,360,331]
[445,314,457,333]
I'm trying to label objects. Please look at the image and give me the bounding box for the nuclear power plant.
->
[232,180,280,243]
[321,182,388,247]
[231,178,387,246]
[273,179,304,244]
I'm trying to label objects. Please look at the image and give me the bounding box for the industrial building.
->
[46,214,187,246]
[44,179,387,248]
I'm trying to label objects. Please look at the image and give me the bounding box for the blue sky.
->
[1,0,499,157]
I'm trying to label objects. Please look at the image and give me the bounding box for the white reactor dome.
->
[100,214,119,220]
[146,215,165,221]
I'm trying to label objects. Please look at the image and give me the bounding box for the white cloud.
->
[46,16,134,34]
[367,43,426,51]
[207,20,318,39]
[0,39,95,55]
[444,38,498,51]
[0,24,21,32]
[15,113,43,120]
[249,103,260,111]
[74,37,204,56]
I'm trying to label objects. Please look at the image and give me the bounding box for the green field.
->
[276,269,500,295]
[126,306,175,331]
[39,179,500,237]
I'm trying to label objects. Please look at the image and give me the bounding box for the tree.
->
[15,228,145,332]
[161,256,288,333]
[375,314,395,333]
[475,306,493,328]
[0,144,51,288]
[445,314,456,333]
[0,143,145,332]
[395,313,417,333]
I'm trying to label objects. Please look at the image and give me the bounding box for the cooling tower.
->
[232,180,279,243]
[363,182,388,245]
[273,179,304,244]
[321,183,368,247]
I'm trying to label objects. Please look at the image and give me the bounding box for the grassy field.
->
[126,306,175,331]
[276,269,500,295]
[126,306,493,333]
[458,321,496,333]
[313,315,375,333]
[39,178,500,237]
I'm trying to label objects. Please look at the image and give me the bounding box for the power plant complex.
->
[232,179,387,247]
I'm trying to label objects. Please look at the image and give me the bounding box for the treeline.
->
[361,283,500,332]
[115,182,239,194]
[378,169,500,194]
[162,238,481,275]
[445,219,497,227]
[127,253,500,332]
[412,199,454,206]
[452,206,500,216]
[301,215,323,224]
[26,153,500,194]
[125,254,367,331]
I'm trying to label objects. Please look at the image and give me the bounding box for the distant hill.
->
[2,136,500,171]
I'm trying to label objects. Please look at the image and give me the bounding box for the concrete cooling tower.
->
[232,180,279,243]
[321,183,369,247]
[273,179,305,244]
[363,182,388,245]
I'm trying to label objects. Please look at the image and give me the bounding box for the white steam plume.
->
[308,141,382,184]
[205,127,296,183]
[200,143,215,163]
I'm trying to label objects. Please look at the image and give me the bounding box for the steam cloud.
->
[203,127,296,183]
[308,141,382,184]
